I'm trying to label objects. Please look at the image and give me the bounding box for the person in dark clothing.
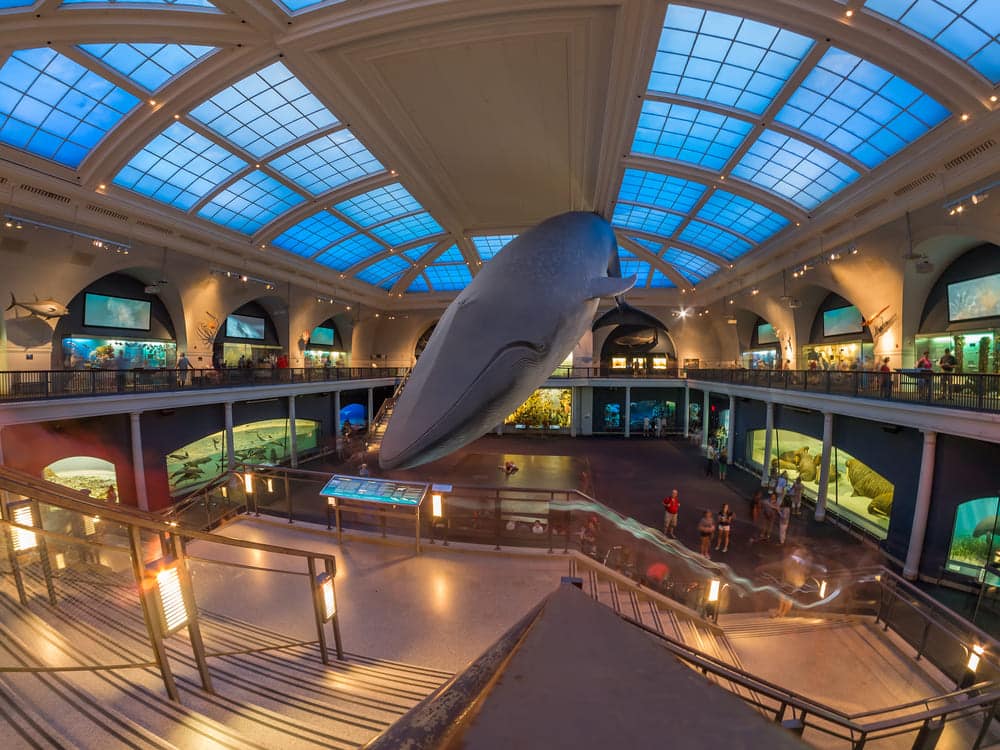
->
[879,357,892,399]
[939,348,956,398]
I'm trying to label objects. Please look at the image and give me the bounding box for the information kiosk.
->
[319,475,429,553]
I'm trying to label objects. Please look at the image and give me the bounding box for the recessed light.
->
[98,183,106,190]
[845,9,853,17]
[173,114,181,120]
[148,99,157,106]
[961,113,970,121]
[991,95,998,103]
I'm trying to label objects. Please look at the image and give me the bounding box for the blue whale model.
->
[379,212,635,470]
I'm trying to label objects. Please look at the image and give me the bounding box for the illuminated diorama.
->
[506,388,572,429]
[913,332,997,374]
[43,456,119,501]
[946,496,1000,584]
[62,337,177,369]
[167,419,319,494]
[747,429,893,538]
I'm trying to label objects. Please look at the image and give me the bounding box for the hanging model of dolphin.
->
[379,211,635,470]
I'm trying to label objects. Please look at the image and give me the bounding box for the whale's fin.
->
[6,293,16,312]
[585,274,636,300]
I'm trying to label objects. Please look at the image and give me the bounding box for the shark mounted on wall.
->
[379,211,635,470]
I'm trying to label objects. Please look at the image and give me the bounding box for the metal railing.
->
[0,366,407,402]
[691,368,1000,414]
[0,465,345,704]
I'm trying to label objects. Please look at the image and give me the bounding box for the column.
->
[815,412,834,521]
[130,412,149,511]
[569,386,578,438]
[701,390,710,451]
[367,388,374,430]
[288,395,298,469]
[761,401,774,485]
[726,394,736,461]
[904,431,938,580]
[334,390,342,454]
[683,384,690,438]
[624,386,631,438]
[224,402,235,472]
[496,423,503,435]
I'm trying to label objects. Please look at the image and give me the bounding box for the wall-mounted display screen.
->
[948,273,1000,322]
[83,293,151,330]
[823,305,863,337]
[310,326,335,346]
[757,322,778,344]
[226,314,265,340]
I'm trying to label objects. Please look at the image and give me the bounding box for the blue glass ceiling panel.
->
[271,209,354,258]
[369,212,443,246]
[650,5,814,114]
[407,274,430,293]
[115,122,245,210]
[425,263,472,292]
[1,0,39,8]
[0,48,139,167]
[678,221,752,260]
[403,242,436,262]
[632,100,753,170]
[776,48,950,168]
[277,0,343,11]
[435,244,465,263]
[197,170,304,234]
[472,234,517,260]
[314,233,384,270]
[630,236,663,254]
[620,257,651,281]
[63,0,216,6]
[378,271,405,291]
[695,190,788,243]
[662,246,720,281]
[649,270,676,288]
[732,129,860,209]
[355,255,410,286]
[864,0,1000,82]
[191,62,337,158]
[612,204,684,237]
[78,43,216,92]
[268,129,382,195]
[334,183,420,226]
[618,169,706,213]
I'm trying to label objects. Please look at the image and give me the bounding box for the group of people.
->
[915,348,958,399]
[661,488,733,559]
[704,443,729,480]
[640,416,670,438]
[749,471,803,544]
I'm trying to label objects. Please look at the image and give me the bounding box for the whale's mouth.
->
[380,340,548,468]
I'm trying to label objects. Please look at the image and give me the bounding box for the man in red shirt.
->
[663,489,680,538]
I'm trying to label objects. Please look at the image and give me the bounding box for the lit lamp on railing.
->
[266,477,274,494]
[961,644,986,688]
[432,493,443,519]
[705,578,722,623]
[317,572,336,621]
[818,579,828,599]
[154,563,189,635]
[10,504,37,552]
[243,472,254,494]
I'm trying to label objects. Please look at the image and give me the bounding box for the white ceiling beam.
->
[389,237,451,295]
[618,234,693,291]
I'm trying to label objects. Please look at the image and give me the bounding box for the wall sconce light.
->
[243,472,254,494]
[317,572,336,621]
[266,478,274,493]
[968,644,984,673]
[10,505,37,551]
[156,564,189,633]
[707,579,721,603]
[431,493,443,518]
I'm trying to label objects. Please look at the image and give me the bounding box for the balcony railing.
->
[0,366,408,403]
[689,368,1000,414]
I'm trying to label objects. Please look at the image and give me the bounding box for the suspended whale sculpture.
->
[379,211,635,470]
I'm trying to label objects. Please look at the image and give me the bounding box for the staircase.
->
[0,562,451,750]
[364,370,409,455]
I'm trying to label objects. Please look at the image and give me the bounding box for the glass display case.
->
[742,348,778,369]
[43,456,119,500]
[946,496,1000,584]
[747,428,892,539]
[303,349,349,368]
[506,388,571,429]
[801,341,873,371]
[914,331,997,373]
[221,342,281,367]
[62,337,177,369]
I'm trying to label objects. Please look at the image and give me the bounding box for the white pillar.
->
[624,386,631,438]
[288,395,298,469]
[224,401,235,472]
[367,387,374,429]
[683,384,690,438]
[761,401,774,485]
[815,412,834,521]
[569,386,578,438]
[904,431,938,580]
[130,412,149,511]
[701,390,710,451]
[726,394,736,461]
[334,391,342,454]
[496,423,503,435]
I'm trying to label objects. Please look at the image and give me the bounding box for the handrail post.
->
[307,556,330,665]
[31,499,57,606]
[326,558,344,660]
[915,618,932,661]
[0,492,28,604]
[171,533,214,693]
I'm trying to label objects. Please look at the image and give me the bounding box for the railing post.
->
[170,534,214,693]
[285,472,293,523]
[307,556,330,665]
[31,499,57,606]
[915,618,931,661]
[326,558,344,661]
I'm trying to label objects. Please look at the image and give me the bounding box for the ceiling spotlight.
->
[845,8,853,17]
[4,219,12,228]
[390,169,398,176]
[727,298,734,304]
[98,183,106,190]
[374,313,380,318]
[992,95,998,103]
[850,246,859,255]
[971,192,989,205]
[961,113,970,121]
[751,287,759,295]
[173,114,181,119]
[148,99,157,106]
[726,316,737,325]
[241,274,248,282]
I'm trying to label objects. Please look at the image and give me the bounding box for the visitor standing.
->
[698,511,716,558]
[718,447,728,481]
[879,357,892,399]
[715,503,733,552]
[704,443,716,477]
[749,489,762,539]
[761,491,779,541]
[939,348,956,399]
[778,492,792,544]
[916,350,933,400]
[643,416,651,437]
[177,351,191,387]
[790,477,803,516]
[662,489,680,538]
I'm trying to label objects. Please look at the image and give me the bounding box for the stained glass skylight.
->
[425,263,472,292]
[678,221,752,260]
[864,0,1000,83]
[334,183,421,226]
[271,210,354,258]
[197,170,304,234]
[612,204,684,237]
[407,274,430,293]
[355,255,410,286]
[115,122,246,210]
[472,234,518,261]
[63,0,216,6]
[0,48,139,167]
[732,129,860,209]
[191,62,337,158]
[78,43,216,92]
[649,270,676,288]
[662,246,720,281]
[695,191,789,243]
[650,5,814,114]
[314,233,384,270]
[268,130,383,195]
[632,100,753,170]
[776,48,950,168]
[369,212,443,246]
[618,169,706,213]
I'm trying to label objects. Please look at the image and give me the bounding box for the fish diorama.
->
[612,328,657,348]
[380,211,635,469]
[973,515,1000,538]
[6,294,69,320]
[845,458,894,516]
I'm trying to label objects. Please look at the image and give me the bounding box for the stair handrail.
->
[364,367,410,451]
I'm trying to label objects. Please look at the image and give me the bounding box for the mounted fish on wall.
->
[4,293,66,348]
[379,212,635,470]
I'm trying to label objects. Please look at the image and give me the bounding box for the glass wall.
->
[506,388,571,429]
[914,331,997,373]
[747,428,892,539]
[742,348,778,369]
[43,456,119,501]
[801,341,873,371]
[62,337,177,369]
[946,496,1000,584]
[221,342,281,367]
[303,349,349,368]
[166,418,320,495]
[629,397,677,434]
